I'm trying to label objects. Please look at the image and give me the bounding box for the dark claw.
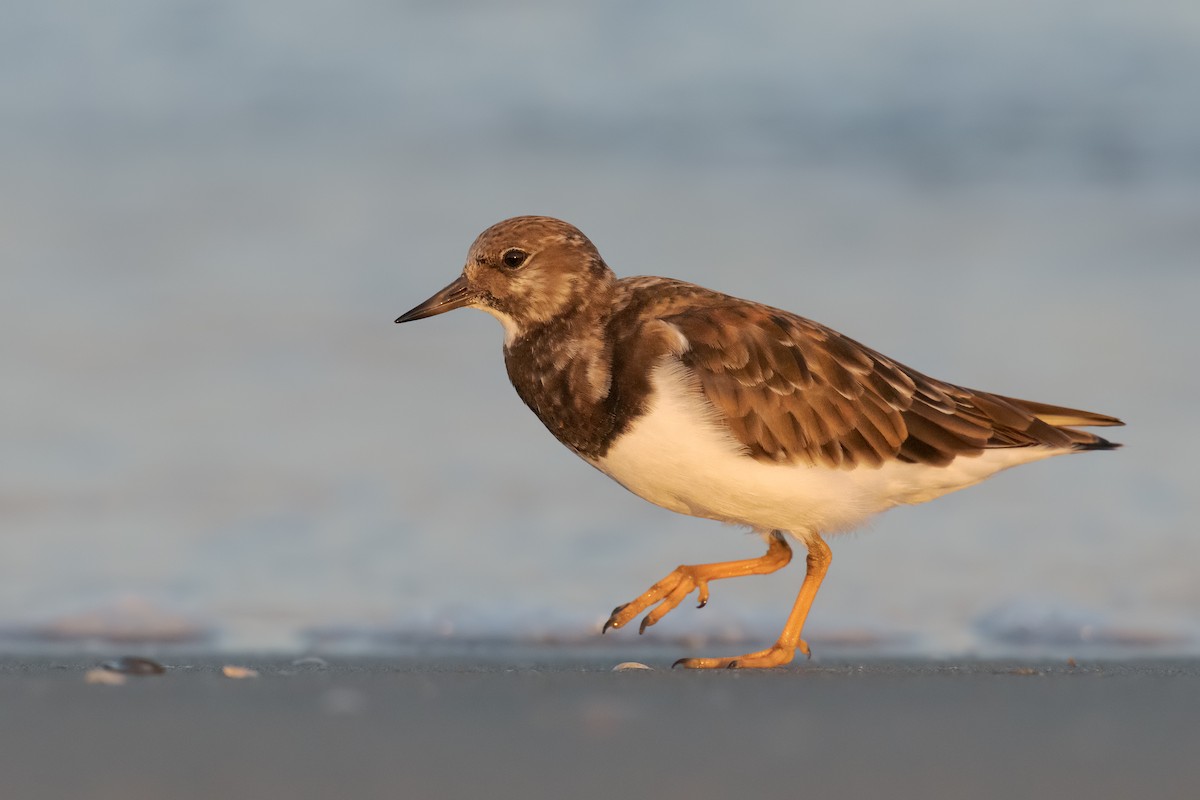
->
[696,599,707,609]
[601,603,629,634]
[638,616,651,635]
[726,661,740,669]
[671,658,688,670]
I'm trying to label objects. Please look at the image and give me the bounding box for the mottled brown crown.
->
[469,216,598,261]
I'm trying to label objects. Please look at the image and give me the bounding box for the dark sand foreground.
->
[2,652,1196,800]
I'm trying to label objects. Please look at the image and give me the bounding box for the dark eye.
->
[501,248,528,269]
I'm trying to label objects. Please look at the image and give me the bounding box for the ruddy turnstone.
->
[396,216,1122,669]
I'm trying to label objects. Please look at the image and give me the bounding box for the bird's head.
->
[395,216,615,344]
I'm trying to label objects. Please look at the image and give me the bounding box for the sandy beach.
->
[3,652,1196,800]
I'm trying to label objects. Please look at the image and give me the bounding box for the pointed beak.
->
[395,274,477,324]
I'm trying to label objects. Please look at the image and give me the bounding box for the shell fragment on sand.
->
[85,669,127,685]
[221,665,260,679]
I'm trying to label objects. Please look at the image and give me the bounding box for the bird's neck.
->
[502,294,618,459]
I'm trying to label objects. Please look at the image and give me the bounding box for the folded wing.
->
[662,304,1121,469]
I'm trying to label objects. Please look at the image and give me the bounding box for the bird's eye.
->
[501,249,529,269]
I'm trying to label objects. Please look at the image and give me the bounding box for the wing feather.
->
[659,301,1119,468]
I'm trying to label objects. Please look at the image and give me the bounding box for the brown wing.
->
[662,303,1117,469]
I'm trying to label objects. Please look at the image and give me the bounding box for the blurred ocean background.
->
[2,0,1197,656]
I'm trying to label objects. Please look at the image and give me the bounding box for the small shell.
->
[611,661,653,671]
[291,657,329,668]
[101,657,166,675]
[221,665,259,679]
[85,669,127,685]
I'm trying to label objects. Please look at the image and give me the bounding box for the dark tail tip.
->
[1075,437,1122,451]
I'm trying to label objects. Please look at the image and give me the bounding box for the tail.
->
[998,395,1124,450]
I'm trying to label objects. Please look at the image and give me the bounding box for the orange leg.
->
[603,531,793,635]
[674,534,831,669]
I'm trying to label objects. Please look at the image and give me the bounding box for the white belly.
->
[590,362,1063,539]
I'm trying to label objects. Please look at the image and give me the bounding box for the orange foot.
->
[602,533,792,635]
[634,534,833,671]
[673,640,810,670]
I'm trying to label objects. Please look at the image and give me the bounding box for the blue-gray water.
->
[2,0,1197,654]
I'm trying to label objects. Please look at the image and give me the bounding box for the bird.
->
[395,215,1122,669]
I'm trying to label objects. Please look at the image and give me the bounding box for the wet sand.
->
[2,652,1196,800]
